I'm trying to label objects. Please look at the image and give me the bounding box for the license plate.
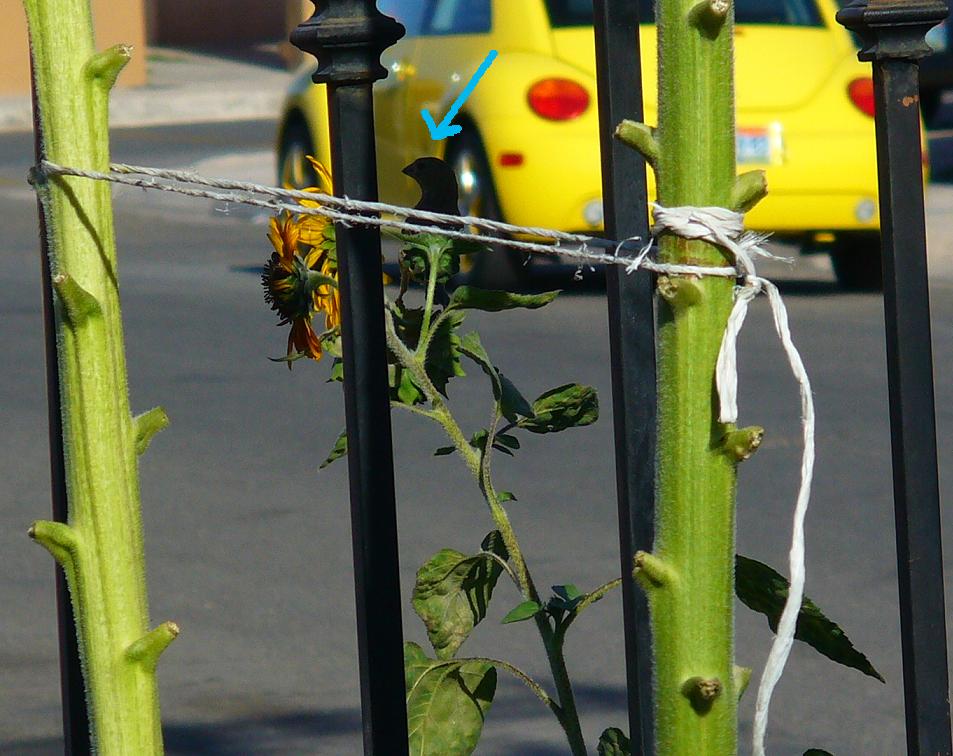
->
[736,128,771,165]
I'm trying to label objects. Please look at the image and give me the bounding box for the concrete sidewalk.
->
[0,47,297,132]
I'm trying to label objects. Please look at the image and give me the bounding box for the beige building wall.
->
[0,1,147,96]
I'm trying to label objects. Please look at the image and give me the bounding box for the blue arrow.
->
[421,50,498,141]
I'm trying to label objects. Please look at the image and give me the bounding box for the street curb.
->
[0,47,295,133]
[0,87,286,133]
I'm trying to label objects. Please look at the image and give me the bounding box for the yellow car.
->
[278,0,883,288]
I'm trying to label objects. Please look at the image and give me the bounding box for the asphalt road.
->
[2,121,953,755]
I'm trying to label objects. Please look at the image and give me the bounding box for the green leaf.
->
[397,368,424,406]
[404,642,496,756]
[499,373,534,422]
[425,310,467,395]
[328,358,344,383]
[491,443,515,457]
[480,530,509,562]
[494,433,520,450]
[518,384,599,434]
[549,584,584,613]
[391,305,425,351]
[319,430,347,470]
[498,491,517,502]
[457,334,533,423]
[803,750,834,756]
[399,235,462,284]
[434,446,456,457]
[458,331,501,398]
[412,532,509,659]
[501,600,543,624]
[450,286,560,312]
[598,727,632,756]
[735,555,885,683]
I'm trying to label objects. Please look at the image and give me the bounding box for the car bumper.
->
[485,120,883,237]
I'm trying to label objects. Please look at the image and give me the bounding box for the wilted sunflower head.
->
[261,213,324,326]
[262,157,340,369]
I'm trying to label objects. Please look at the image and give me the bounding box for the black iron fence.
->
[42,0,952,752]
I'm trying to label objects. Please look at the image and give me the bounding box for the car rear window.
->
[545,0,823,27]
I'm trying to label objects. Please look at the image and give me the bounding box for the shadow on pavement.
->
[0,682,628,755]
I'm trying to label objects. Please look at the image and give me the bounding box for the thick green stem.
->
[651,0,739,752]
[24,1,171,753]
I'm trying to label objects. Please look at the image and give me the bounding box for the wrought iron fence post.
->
[837,2,952,753]
[592,2,656,753]
[291,3,409,754]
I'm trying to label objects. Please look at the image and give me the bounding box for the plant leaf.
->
[458,334,534,423]
[450,286,560,312]
[319,430,347,470]
[480,530,509,562]
[501,600,542,624]
[412,533,508,659]
[404,642,496,756]
[425,310,467,395]
[499,373,534,422]
[434,446,456,457]
[549,584,584,613]
[598,727,632,756]
[518,384,599,434]
[396,368,424,406]
[803,750,835,756]
[458,331,501,398]
[735,555,885,683]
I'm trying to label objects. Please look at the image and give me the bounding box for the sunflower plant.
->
[261,164,627,753]
[265,153,885,755]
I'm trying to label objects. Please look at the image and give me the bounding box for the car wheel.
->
[830,232,883,291]
[920,88,942,126]
[446,130,527,290]
[278,117,319,190]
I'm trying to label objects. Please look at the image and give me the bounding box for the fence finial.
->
[291,0,406,85]
[836,0,948,61]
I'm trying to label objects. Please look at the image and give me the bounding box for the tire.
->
[920,88,942,127]
[445,130,527,290]
[830,232,883,291]
[278,117,319,190]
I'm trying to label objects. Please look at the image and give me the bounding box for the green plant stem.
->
[383,312,587,756]
[415,249,442,356]
[649,0,739,752]
[23,1,171,752]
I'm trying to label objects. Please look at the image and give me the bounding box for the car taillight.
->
[848,78,876,117]
[527,79,590,121]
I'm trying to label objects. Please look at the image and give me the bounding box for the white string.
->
[32,162,813,753]
[653,205,815,756]
[33,160,745,279]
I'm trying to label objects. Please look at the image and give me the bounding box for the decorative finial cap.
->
[291,0,406,85]
[836,0,949,61]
